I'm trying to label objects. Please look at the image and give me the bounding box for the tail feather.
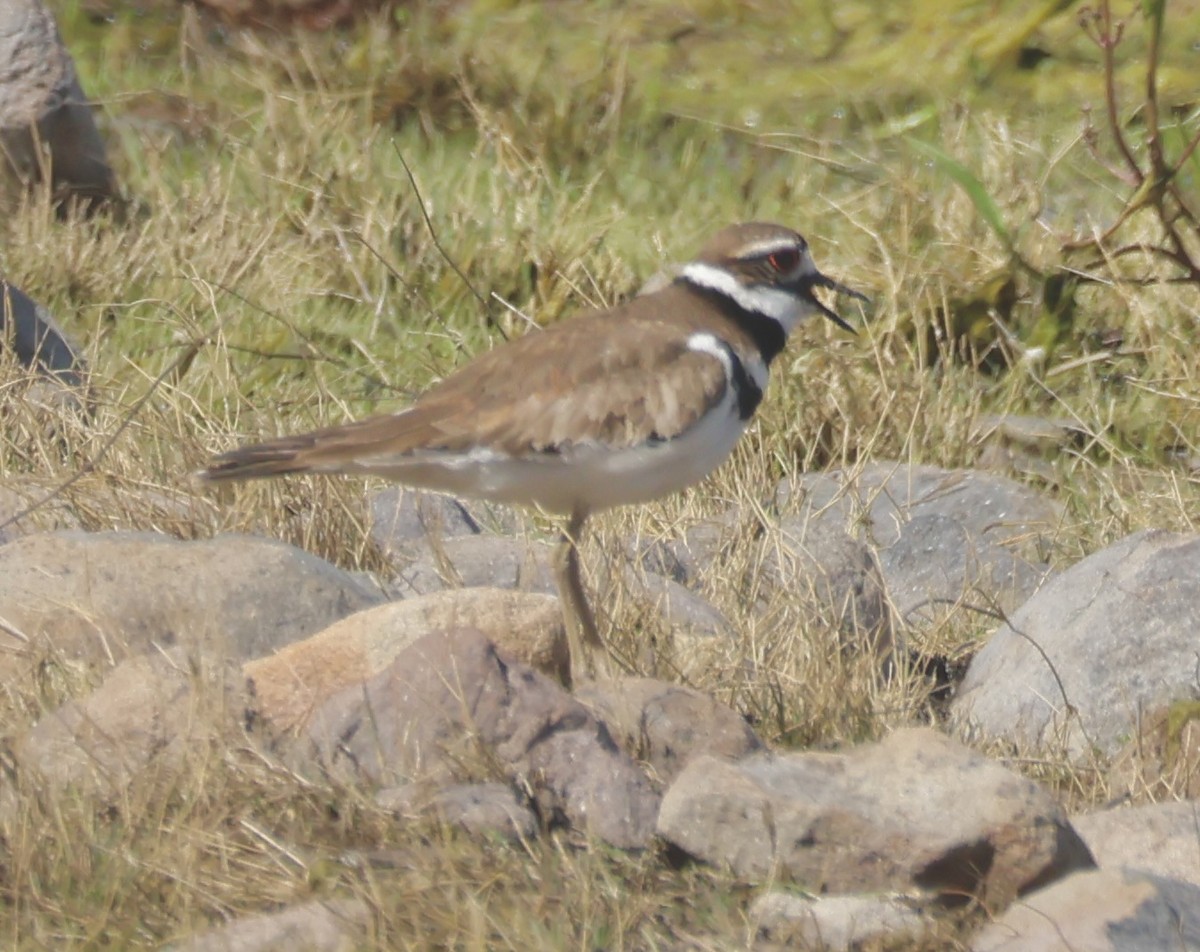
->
[196,435,322,482]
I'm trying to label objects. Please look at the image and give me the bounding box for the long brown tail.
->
[196,433,324,482]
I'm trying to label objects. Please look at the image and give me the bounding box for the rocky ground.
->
[3,459,1199,951]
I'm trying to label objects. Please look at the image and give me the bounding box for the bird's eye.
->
[767,248,801,273]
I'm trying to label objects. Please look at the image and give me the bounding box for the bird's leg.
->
[552,509,612,687]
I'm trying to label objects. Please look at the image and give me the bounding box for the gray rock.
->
[389,535,556,598]
[302,628,660,849]
[1071,801,1200,886]
[972,413,1087,485]
[656,727,1093,907]
[642,505,894,661]
[766,514,894,658]
[621,569,731,640]
[775,463,1060,630]
[776,463,1062,551]
[576,676,763,785]
[377,782,537,841]
[878,511,1050,623]
[633,515,731,588]
[0,531,383,682]
[0,281,86,388]
[17,647,250,796]
[164,898,369,952]
[368,486,518,561]
[1107,702,1200,802]
[970,867,1200,951]
[951,529,1200,758]
[0,0,116,206]
[0,482,79,545]
[751,892,930,950]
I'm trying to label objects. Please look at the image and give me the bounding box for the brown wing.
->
[199,286,732,481]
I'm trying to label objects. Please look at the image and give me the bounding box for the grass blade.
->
[909,137,1015,253]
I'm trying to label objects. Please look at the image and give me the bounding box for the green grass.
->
[1,0,1198,947]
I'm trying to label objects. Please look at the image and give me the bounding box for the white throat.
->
[680,262,810,334]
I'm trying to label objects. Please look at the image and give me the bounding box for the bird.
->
[197,221,865,686]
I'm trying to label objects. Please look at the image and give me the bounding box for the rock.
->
[0,482,79,545]
[633,515,729,589]
[301,628,659,849]
[0,282,86,389]
[971,413,1087,484]
[246,588,569,732]
[766,515,894,659]
[751,892,930,950]
[165,898,369,952]
[621,570,731,641]
[656,727,1093,907]
[1070,801,1200,886]
[367,486,518,562]
[951,530,1200,758]
[972,414,1085,452]
[643,505,894,662]
[0,0,116,207]
[877,511,1050,623]
[1108,701,1200,802]
[775,463,1062,552]
[369,486,482,552]
[575,677,763,785]
[970,867,1200,951]
[389,535,556,598]
[775,463,1059,628]
[0,531,383,683]
[17,647,250,796]
[377,782,537,841]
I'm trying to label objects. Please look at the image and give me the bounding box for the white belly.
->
[348,388,749,515]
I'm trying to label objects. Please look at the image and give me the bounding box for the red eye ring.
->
[768,248,801,273]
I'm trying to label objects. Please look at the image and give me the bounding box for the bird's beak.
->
[806,272,868,334]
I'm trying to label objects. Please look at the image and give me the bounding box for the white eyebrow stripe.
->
[735,237,807,259]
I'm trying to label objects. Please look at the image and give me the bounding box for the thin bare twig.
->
[391,143,508,340]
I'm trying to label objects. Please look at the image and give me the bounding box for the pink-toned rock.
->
[246,587,568,731]
[301,628,660,849]
[377,782,537,841]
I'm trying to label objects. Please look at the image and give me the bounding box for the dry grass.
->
[1,1,1198,947]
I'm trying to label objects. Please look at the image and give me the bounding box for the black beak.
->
[805,272,867,334]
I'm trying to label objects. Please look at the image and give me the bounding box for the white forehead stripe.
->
[681,261,812,332]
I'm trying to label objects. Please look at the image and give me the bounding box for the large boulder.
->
[656,727,1093,908]
[776,463,1060,624]
[0,531,383,683]
[952,530,1200,758]
[246,588,568,732]
[300,628,660,849]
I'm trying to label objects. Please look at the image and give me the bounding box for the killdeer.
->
[198,222,865,686]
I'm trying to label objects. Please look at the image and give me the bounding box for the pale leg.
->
[552,509,612,686]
